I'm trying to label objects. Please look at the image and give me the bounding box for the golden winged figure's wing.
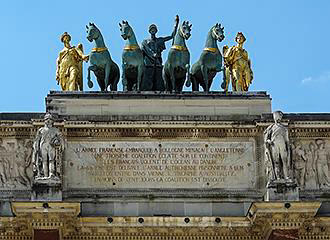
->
[76,44,84,91]
[222,45,229,55]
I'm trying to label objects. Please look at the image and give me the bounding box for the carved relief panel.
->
[291,139,330,190]
[0,137,33,190]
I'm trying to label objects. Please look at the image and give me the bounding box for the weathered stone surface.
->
[265,180,299,201]
[0,138,33,190]
[64,141,256,189]
[46,91,271,116]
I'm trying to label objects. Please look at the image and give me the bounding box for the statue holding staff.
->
[141,15,179,91]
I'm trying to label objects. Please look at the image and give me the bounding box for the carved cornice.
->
[63,188,263,200]
[2,202,330,239]
[248,202,322,238]
[0,117,330,140]
[11,202,80,217]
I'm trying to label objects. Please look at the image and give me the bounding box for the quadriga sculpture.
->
[163,20,192,92]
[191,23,225,92]
[86,23,120,91]
[119,20,145,91]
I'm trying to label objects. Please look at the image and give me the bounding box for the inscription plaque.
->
[64,141,256,189]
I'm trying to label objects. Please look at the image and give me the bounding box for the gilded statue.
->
[32,113,64,183]
[56,32,89,91]
[222,32,253,92]
[264,111,293,184]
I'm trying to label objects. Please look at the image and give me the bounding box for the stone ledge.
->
[46,91,272,116]
[47,90,271,99]
[62,188,263,201]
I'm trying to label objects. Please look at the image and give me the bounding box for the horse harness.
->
[123,44,140,51]
[171,45,188,51]
[91,47,108,53]
[203,47,219,53]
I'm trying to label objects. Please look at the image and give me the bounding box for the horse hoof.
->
[87,80,93,88]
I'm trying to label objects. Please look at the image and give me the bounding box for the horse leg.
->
[122,64,128,91]
[87,65,97,89]
[201,64,208,92]
[162,66,169,92]
[111,64,120,91]
[169,67,176,93]
[137,64,143,92]
[104,63,110,92]
[177,78,186,92]
[191,75,198,91]
[185,64,191,89]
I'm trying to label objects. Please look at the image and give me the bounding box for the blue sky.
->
[0,0,329,113]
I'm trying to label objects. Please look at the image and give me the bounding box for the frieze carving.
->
[65,126,264,139]
[292,139,330,190]
[0,137,33,189]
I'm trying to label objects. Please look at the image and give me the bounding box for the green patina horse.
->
[86,23,120,91]
[119,20,145,91]
[163,21,192,92]
[190,23,225,92]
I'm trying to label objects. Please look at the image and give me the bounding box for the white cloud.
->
[301,71,330,85]
[301,77,312,84]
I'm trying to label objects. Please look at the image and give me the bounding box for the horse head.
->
[86,22,101,42]
[212,23,225,42]
[119,20,132,40]
[179,21,192,40]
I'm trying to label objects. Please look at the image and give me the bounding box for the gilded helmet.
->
[61,32,71,42]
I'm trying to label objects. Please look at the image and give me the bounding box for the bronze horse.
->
[163,21,192,92]
[190,23,225,92]
[86,23,120,91]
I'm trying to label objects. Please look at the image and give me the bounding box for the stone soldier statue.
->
[56,32,89,91]
[141,15,179,91]
[264,111,293,183]
[32,113,64,183]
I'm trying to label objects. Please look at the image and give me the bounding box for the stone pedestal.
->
[31,180,62,201]
[265,180,299,201]
[46,91,272,116]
